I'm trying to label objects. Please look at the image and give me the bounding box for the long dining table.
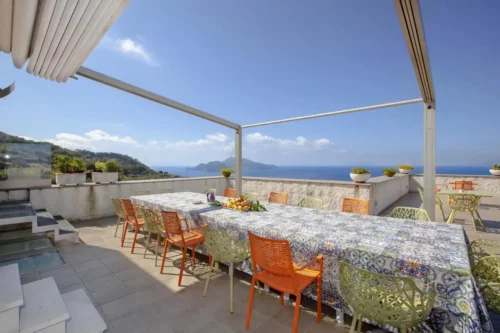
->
[131,192,493,333]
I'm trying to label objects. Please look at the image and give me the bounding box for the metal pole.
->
[76,66,240,130]
[241,98,423,129]
[235,128,243,196]
[423,102,436,220]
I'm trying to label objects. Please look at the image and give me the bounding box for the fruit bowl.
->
[211,196,267,212]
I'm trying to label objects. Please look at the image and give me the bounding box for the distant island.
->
[191,157,277,172]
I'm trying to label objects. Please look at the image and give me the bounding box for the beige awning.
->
[0,0,129,82]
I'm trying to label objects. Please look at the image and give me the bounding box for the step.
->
[0,264,23,333]
[62,289,107,333]
[0,202,37,227]
[33,210,59,233]
[20,277,70,333]
[53,216,79,243]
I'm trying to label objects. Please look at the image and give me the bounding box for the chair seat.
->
[255,270,318,294]
[169,231,205,247]
[126,218,145,226]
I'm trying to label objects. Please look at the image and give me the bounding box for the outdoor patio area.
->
[18,216,354,333]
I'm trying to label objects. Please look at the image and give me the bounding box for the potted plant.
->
[490,164,500,176]
[221,168,234,178]
[350,168,371,183]
[383,168,397,177]
[398,165,414,174]
[92,160,121,183]
[54,156,86,185]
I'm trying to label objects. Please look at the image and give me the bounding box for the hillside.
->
[192,157,277,172]
[0,131,178,179]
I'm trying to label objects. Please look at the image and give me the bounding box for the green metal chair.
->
[471,255,500,314]
[417,188,446,221]
[469,239,500,270]
[158,188,174,194]
[200,226,251,313]
[339,262,436,332]
[111,198,126,237]
[136,207,165,266]
[388,206,430,222]
[133,190,152,196]
[243,192,259,201]
[298,197,323,209]
[204,188,216,194]
[447,194,484,232]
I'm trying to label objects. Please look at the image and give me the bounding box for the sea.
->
[153,166,491,181]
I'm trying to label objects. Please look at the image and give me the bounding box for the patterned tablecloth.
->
[131,192,492,333]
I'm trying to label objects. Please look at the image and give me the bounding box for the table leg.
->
[264,285,270,293]
[336,309,344,324]
[284,293,290,301]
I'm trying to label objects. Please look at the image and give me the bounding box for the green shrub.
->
[104,160,121,172]
[94,161,106,172]
[221,168,234,177]
[398,165,414,170]
[351,168,370,175]
[0,169,7,181]
[53,156,86,173]
[492,164,500,170]
[383,168,397,177]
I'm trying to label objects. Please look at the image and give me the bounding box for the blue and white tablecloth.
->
[131,192,492,333]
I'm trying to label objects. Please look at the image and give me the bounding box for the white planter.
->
[56,173,86,186]
[399,169,411,174]
[350,173,371,183]
[92,172,118,183]
[490,169,500,176]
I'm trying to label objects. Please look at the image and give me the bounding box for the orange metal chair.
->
[341,198,370,215]
[120,199,146,254]
[269,192,288,205]
[224,187,237,198]
[451,180,476,191]
[246,232,323,333]
[160,211,206,286]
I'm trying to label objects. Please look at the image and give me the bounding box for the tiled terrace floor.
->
[20,217,356,333]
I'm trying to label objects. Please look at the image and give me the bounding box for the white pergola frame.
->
[75,0,436,219]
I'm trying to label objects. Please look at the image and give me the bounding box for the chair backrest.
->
[453,181,475,191]
[388,206,430,222]
[269,192,288,205]
[298,197,323,209]
[341,198,370,215]
[469,239,500,269]
[223,188,237,198]
[161,210,184,238]
[158,189,173,194]
[244,192,259,201]
[417,188,425,201]
[136,207,163,233]
[111,198,125,218]
[133,190,152,196]
[339,262,436,329]
[121,198,139,224]
[201,227,250,264]
[247,231,294,277]
[448,194,480,211]
[205,188,216,194]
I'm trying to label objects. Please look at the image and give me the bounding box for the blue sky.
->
[1,0,499,166]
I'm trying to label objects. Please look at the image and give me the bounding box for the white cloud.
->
[44,130,137,151]
[313,138,330,149]
[163,132,233,152]
[102,36,158,66]
[245,132,335,150]
[19,136,36,141]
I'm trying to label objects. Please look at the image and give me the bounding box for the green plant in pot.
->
[53,156,87,185]
[221,168,234,178]
[383,168,397,177]
[490,164,500,176]
[398,165,414,174]
[92,159,121,183]
[350,168,371,183]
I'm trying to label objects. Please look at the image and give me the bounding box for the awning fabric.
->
[0,0,129,82]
